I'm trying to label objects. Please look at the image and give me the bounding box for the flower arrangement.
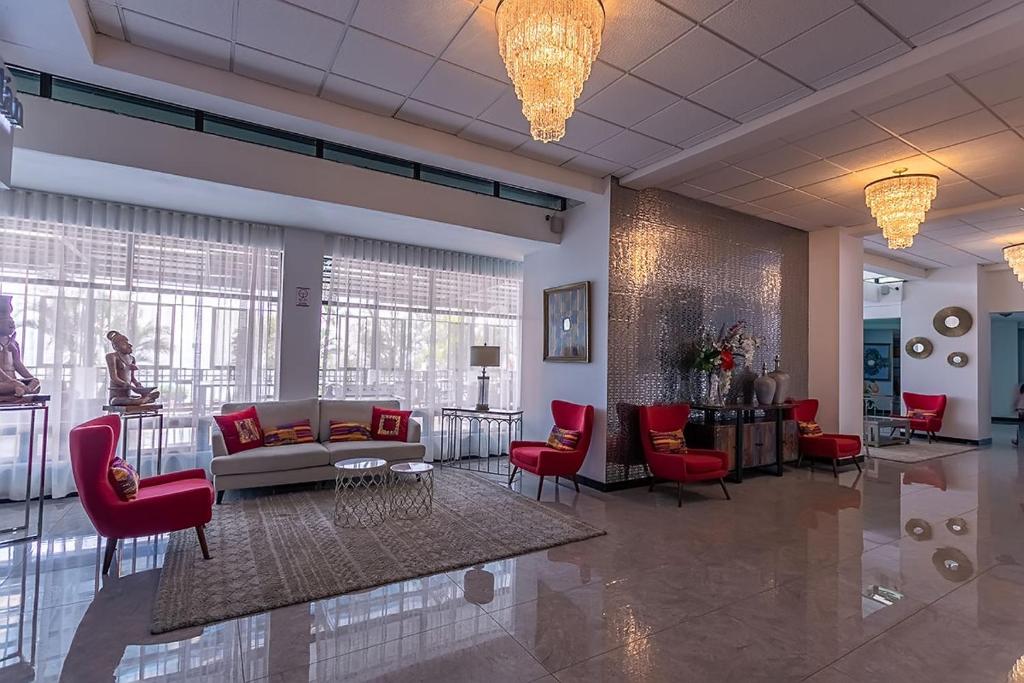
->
[688,321,762,404]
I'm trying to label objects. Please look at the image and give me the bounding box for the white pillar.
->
[277,228,325,400]
[808,229,864,434]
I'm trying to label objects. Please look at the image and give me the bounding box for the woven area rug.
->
[151,469,604,634]
[869,442,977,463]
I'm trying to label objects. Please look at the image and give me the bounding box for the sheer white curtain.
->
[320,236,522,455]
[0,190,282,499]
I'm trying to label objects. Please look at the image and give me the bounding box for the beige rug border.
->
[869,443,978,463]
[151,470,606,634]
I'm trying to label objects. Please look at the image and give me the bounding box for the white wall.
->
[985,268,1024,313]
[521,179,611,483]
[900,265,990,441]
[278,228,326,401]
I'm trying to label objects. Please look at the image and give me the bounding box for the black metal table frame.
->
[439,408,523,477]
[693,404,792,483]
[104,408,164,475]
[0,400,48,545]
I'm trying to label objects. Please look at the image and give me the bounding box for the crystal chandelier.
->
[1004,243,1024,284]
[863,169,939,249]
[495,0,605,143]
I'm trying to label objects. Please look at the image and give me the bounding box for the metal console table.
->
[439,407,523,477]
[102,404,164,475]
[0,395,49,545]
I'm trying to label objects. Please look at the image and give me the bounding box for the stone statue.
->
[0,295,41,400]
[105,330,160,406]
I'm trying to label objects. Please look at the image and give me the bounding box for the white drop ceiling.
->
[33,0,1024,267]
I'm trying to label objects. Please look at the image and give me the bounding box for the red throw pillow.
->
[371,406,411,442]
[214,406,265,454]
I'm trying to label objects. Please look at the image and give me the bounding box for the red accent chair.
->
[638,404,730,506]
[901,392,947,442]
[509,400,594,501]
[790,399,863,477]
[70,415,215,575]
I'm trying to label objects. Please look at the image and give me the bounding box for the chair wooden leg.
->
[507,466,518,487]
[719,478,731,500]
[216,490,225,505]
[555,476,559,487]
[677,482,683,507]
[832,459,839,478]
[796,453,803,469]
[648,478,656,492]
[572,475,580,492]
[853,456,862,472]
[196,525,211,560]
[102,537,118,576]
[536,476,544,501]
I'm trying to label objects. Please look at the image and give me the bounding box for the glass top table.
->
[863,415,912,447]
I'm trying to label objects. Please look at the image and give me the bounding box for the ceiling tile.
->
[283,0,356,22]
[321,75,406,115]
[442,7,509,83]
[928,180,999,210]
[993,97,1024,127]
[587,130,671,166]
[659,0,732,21]
[921,222,983,239]
[689,61,805,119]
[236,0,343,68]
[858,77,951,115]
[599,0,694,70]
[861,0,999,39]
[751,189,819,211]
[829,138,918,172]
[458,120,530,151]
[578,75,678,128]
[902,109,1007,151]
[733,144,820,177]
[800,173,859,198]
[632,98,730,145]
[233,45,324,95]
[88,1,124,40]
[633,27,750,97]
[705,0,853,55]
[781,199,866,226]
[867,85,981,134]
[680,121,739,147]
[962,59,1024,107]
[812,44,910,90]
[333,29,434,96]
[929,130,1024,179]
[396,100,472,134]
[562,154,623,177]
[665,182,715,199]
[726,178,793,201]
[579,61,624,103]
[557,113,623,152]
[969,215,1024,232]
[479,89,530,135]
[122,11,231,70]
[350,0,477,56]
[687,165,761,192]
[118,0,234,36]
[911,0,1020,45]
[974,171,1024,197]
[634,145,682,168]
[411,61,505,117]
[773,160,849,187]
[514,140,578,165]
[704,193,744,208]
[736,87,811,122]
[792,118,890,157]
[763,6,902,86]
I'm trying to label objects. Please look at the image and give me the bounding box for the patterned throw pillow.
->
[264,419,317,447]
[798,421,824,437]
[213,406,264,454]
[371,406,412,442]
[649,428,687,454]
[329,421,372,442]
[907,409,937,419]
[546,426,581,451]
[109,457,140,501]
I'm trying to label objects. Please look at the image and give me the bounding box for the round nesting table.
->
[333,457,389,527]
[388,462,434,519]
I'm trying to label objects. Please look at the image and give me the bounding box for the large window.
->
[0,203,281,498]
[320,239,522,451]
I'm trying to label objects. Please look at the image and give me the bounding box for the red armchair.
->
[901,392,947,442]
[638,404,730,506]
[70,415,215,575]
[509,400,594,501]
[790,399,862,477]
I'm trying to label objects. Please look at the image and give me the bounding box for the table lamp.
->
[470,344,500,411]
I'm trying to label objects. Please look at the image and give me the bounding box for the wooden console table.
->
[689,403,797,483]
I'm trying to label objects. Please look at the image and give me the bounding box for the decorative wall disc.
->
[905,337,933,359]
[947,352,968,368]
[946,517,968,535]
[905,518,932,541]
[933,306,973,337]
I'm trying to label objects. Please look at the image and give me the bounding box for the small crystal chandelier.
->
[495,0,605,143]
[864,168,939,250]
[1004,243,1024,284]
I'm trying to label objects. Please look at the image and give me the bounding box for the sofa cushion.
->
[223,399,319,440]
[211,442,330,476]
[324,440,425,465]
[319,400,399,442]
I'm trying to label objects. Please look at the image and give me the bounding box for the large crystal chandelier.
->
[495,0,605,143]
[863,169,939,249]
[1004,243,1024,284]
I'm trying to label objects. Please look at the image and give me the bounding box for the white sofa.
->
[210,398,425,502]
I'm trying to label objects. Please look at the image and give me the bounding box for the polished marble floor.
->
[0,427,1023,681]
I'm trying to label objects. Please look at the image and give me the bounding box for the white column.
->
[277,227,325,400]
[807,229,864,434]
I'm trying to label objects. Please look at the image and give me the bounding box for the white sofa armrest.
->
[407,419,422,443]
[211,429,229,458]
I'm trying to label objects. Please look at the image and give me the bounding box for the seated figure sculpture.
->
[0,295,41,401]
[105,330,160,406]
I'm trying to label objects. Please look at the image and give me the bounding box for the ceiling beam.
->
[863,251,929,280]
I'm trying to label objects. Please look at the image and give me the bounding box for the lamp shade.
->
[470,345,500,367]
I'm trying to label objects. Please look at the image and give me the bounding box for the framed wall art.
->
[544,281,590,362]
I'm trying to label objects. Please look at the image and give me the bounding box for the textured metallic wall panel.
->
[606,184,809,483]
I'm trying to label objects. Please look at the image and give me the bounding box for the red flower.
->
[720,349,735,371]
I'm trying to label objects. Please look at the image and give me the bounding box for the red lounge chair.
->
[790,398,862,477]
[509,400,594,501]
[638,404,730,506]
[901,392,947,442]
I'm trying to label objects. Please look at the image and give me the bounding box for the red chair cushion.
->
[679,453,725,474]
[832,437,861,455]
[371,407,411,441]
[214,406,264,454]
[511,446,543,468]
